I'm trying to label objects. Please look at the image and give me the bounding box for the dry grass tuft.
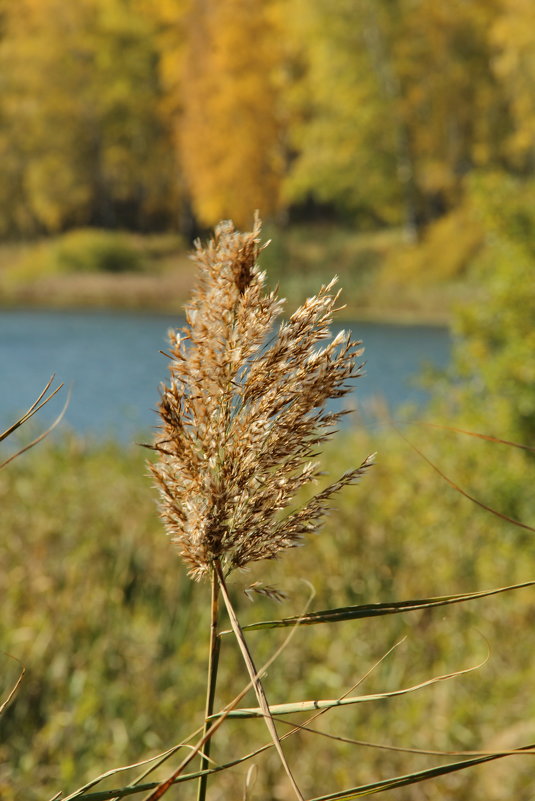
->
[150,217,373,581]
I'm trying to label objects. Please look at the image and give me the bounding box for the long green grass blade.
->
[228,581,535,633]
[309,743,535,800]
[64,741,535,801]
[211,657,484,719]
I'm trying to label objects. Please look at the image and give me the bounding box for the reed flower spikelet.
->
[151,218,373,580]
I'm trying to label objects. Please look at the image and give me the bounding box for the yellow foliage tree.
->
[179,0,286,229]
[397,0,507,210]
[284,0,410,229]
[284,0,509,232]
[0,0,178,236]
[491,0,535,166]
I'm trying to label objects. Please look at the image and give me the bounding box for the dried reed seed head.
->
[151,217,373,581]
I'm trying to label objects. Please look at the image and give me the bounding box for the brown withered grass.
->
[150,217,373,582]
[146,216,373,800]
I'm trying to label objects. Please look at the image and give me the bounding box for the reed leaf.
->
[210,655,486,719]
[308,743,535,800]
[228,580,535,632]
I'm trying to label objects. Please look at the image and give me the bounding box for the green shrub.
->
[14,228,145,281]
[439,172,535,442]
[379,204,485,288]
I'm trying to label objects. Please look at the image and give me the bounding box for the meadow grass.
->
[1,427,535,800]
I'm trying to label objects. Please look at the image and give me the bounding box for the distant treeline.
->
[0,0,534,238]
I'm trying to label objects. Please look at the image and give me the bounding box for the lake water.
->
[0,309,451,442]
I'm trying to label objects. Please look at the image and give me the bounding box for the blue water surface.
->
[0,309,451,442]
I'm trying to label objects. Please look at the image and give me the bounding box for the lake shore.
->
[0,225,461,326]
[0,265,456,326]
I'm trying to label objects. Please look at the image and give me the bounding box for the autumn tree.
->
[2,0,534,240]
[491,0,535,171]
[397,0,508,220]
[178,0,287,229]
[0,0,178,237]
[284,0,411,230]
[285,0,510,235]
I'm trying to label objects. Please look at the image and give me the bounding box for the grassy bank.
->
[0,225,471,324]
[1,427,534,800]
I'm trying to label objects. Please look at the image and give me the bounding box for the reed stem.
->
[215,560,304,801]
[196,568,221,801]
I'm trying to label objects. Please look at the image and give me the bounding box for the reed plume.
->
[150,217,373,581]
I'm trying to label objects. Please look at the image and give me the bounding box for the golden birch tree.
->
[179,0,287,229]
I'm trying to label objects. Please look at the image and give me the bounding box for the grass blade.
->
[422,422,535,453]
[228,581,535,633]
[0,658,25,716]
[399,431,535,532]
[0,380,69,470]
[212,654,486,719]
[308,743,535,800]
[0,375,63,443]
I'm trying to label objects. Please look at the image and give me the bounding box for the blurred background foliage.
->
[1,0,535,318]
[2,0,535,798]
[0,0,533,236]
[1,196,534,796]
[0,0,523,231]
[1,0,535,319]
[1,390,534,799]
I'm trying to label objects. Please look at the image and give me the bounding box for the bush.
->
[444,172,535,442]
[14,228,145,281]
[379,203,485,287]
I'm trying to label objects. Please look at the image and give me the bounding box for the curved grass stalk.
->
[422,422,535,453]
[0,377,68,470]
[0,654,25,716]
[0,375,62,443]
[398,430,535,532]
[267,716,535,760]
[213,650,487,719]
[215,560,304,801]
